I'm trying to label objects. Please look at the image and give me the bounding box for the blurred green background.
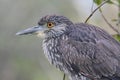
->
[0,0,118,80]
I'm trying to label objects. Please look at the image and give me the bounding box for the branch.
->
[85,0,109,23]
[63,73,66,80]
[99,10,120,35]
[117,3,120,26]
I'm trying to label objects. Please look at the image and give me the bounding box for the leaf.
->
[107,0,114,4]
[118,0,120,4]
[93,0,102,5]
[119,12,120,17]
[111,19,118,22]
[93,0,113,5]
[112,34,120,42]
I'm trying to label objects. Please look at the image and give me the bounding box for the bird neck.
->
[42,34,68,65]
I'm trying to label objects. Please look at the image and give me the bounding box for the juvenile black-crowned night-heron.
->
[16,15,120,80]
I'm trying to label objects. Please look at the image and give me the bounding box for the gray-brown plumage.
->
[16,15,120,80]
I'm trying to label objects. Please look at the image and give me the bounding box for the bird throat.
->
[36,31,46,38]
[42,35,68,66]
[42,37,61,65]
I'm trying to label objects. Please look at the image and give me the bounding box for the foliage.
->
[93,0,120,24]
[93,0,103,5]
[93,0,113,5]
[94,0,120,24]
[92,0,120,41]
[113,34,120,42]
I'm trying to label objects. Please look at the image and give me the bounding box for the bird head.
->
[16,15,73,38]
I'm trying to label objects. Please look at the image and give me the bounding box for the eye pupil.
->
[47,22,54,28]
[49,23,52,26]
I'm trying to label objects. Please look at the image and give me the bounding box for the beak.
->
[16,26,44,35]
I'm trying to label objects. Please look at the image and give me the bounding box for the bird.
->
[16,15,120,80]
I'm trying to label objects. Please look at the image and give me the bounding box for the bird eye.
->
[47,22,54,28]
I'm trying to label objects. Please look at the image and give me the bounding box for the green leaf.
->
[111,19,118,22]
[118,0,120,4]
[107,0,113,4]
[118,12,120,17]
[93,0,113,5]
[113,34,120,42]
[93,0,102,5]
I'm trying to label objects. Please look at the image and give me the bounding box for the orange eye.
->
[47,22,54,28]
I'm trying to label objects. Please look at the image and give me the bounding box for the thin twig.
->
[99,10,120,35]
[117,3,120,26]
[85,0,109,23]
[63,73,66,80]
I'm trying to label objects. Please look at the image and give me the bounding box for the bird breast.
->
[43,36,66,63]
[42,35,69,70]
